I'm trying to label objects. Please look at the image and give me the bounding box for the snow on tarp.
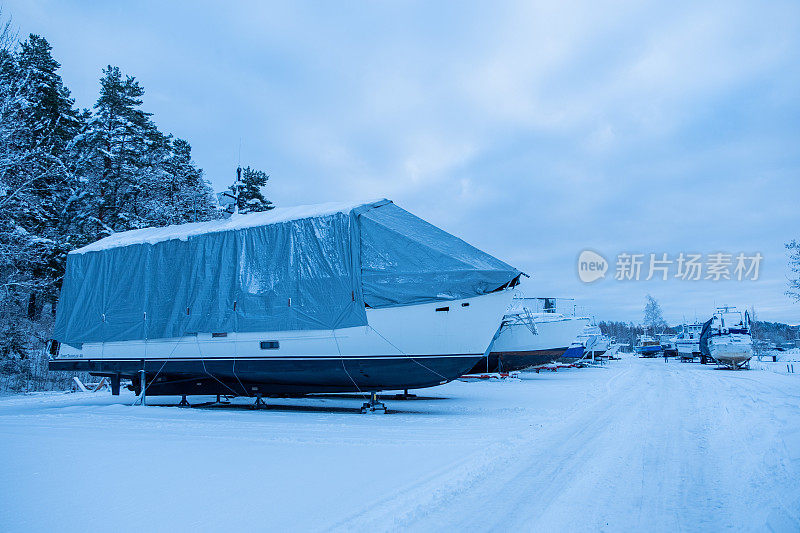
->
[53,199,520,345]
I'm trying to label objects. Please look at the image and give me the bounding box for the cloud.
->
[5,0,799,321]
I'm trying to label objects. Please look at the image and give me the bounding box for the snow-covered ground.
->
[751,348,800,375]
[1,357,799,532]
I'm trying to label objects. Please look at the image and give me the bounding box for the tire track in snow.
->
[330,359,800,532]
[328,363,638,532]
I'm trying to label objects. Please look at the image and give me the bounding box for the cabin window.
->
[435,306,449,312]
[212,332,228,338]
[461,302,470,307]
[260,341,280,350]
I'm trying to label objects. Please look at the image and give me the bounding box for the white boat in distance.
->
[468,297,590,372]
[675,323,703,359]
[635,330,662,357]
[49,199,522,397]
[577,324,611,359]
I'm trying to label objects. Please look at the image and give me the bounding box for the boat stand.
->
[213,394,231,405]
[177,395,191,408]
[360,392,387,414]
[252,394,267,409]
[393,389,417,400]
[133,369,147,406]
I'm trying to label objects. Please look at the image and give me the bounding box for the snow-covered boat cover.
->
[53,199,520,345]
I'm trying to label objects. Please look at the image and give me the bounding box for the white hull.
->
[676,340,700,356]
[60,290,514,362]
[709,334,753,365]
[492,315,590,354]
[675,323,703,357]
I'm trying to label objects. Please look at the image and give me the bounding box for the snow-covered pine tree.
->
[73,66,160,237]
[0,22,230,382]
[229,166,274,214]
[0,35,84,321]
[146,138,218,225]
[0,33,86,361]
[74,66,221,235]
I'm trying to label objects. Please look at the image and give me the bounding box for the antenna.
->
[234,166,242,215]
[218,165,242,216]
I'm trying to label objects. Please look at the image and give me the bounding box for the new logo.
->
[578,250,608,283]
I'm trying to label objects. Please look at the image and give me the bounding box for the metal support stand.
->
[138,369,146,406]
[393,388,417,400]
[177,395,190,407]
[360,392,387,414]
[252,394,266,409]
[213,394,231,405]
[111,373,121,396]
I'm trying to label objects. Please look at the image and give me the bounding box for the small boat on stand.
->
[675,323,703,361]
[635,329,663,357]
[577,324,611,360]
[467,297,589,373]
[658,334,678,357]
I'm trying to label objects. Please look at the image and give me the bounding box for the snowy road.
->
[1,357,799,532]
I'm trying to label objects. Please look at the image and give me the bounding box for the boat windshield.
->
[721,312,744,327]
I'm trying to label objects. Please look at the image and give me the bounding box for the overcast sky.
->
[5,0,800,324]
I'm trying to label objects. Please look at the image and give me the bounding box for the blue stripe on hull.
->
[561,345,585,359]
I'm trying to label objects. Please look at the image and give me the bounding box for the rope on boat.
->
[367,325,451,383]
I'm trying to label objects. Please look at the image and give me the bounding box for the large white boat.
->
[468,302,590,372]
[675,323,703,359]
[702,307,753,370]
[49,199,521,399]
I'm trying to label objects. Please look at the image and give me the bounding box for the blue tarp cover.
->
[53,199,520,345]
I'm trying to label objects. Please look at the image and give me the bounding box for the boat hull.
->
[676,341,700,357]
[50,355,481,395]
[50,291,513,395]
[467,314,588,372]
[709,334,753,367]
[468,348,569,373]
[559,342,585,361]
[635,345,662,357]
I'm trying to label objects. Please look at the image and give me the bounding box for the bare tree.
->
[0,7,17,52]
[643,294,667,333]
[787,240,800,302]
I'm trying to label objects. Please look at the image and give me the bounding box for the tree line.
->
[0,14,272,385]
